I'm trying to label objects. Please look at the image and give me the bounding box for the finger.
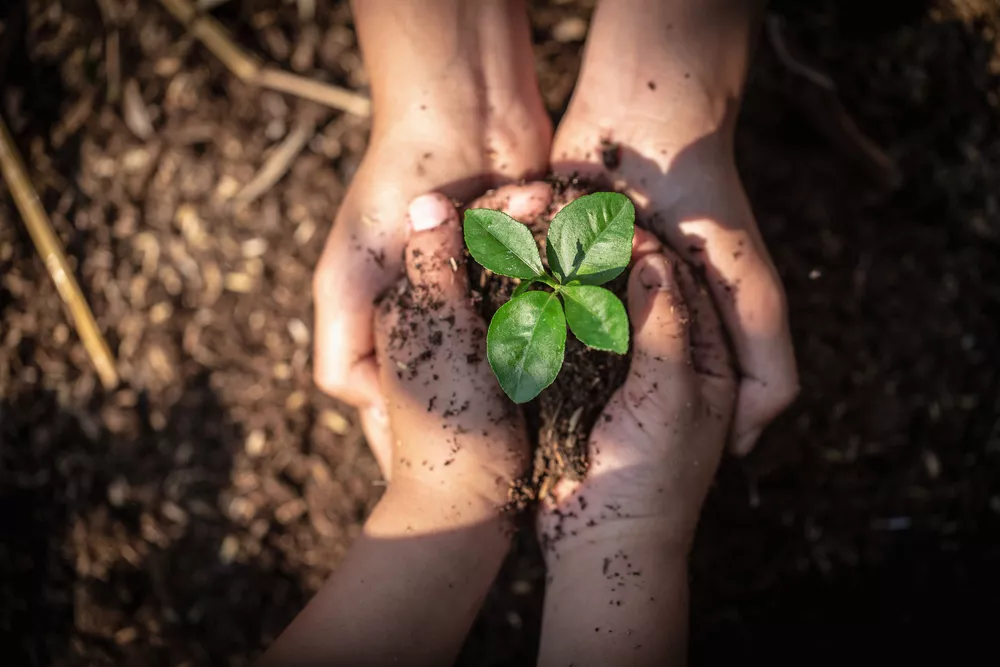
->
[405,194,467,300]
[313,216,399,409]
[467,181,553,219]
[624,253,694,395]
[590,253,695,465]
[668,252,735,387]
[656,196,798,455]
[631,227,662,265]
[683,224,797,455]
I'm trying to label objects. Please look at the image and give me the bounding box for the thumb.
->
[403,193,467,298]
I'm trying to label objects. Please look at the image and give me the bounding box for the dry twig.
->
[0,113,119,389]
[156,0,371,117]
[235,106,326,205]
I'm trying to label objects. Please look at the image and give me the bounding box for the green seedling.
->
[464,192,635,403]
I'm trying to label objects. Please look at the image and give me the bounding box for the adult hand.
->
[552,0,797,455]
[313,0,551,461]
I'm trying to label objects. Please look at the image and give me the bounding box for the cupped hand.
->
[552,110,796,455]
[372,192,533,503]
[313,107,551,466]
[538,246,737,554]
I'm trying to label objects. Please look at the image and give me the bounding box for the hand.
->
[539,245,736,554]
[373,192,533,504]
[536,248,736,666]
[313,0,551,466]
[551,0,797,455]
[261,193,531,666]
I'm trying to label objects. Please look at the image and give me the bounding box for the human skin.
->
[316,0,795,459]
[265,190,728,666]
[260,194,531,666]
[312,0,552,463]
[552,0,798,455]
[537,243,737,666]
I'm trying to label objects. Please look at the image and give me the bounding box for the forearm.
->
[350,0,539,124]
[577,0,765,130]
[539,524,690,667]
[258,481,512,666]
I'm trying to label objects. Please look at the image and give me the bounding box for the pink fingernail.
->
[409,194,451,232]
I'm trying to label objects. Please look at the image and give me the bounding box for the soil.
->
[3,0,1000,665]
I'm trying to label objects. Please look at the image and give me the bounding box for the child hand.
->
[260,192,533,666]
[373,191,532,508]
[540,247,737,553]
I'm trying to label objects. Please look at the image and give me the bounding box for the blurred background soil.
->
[1,0,999,664]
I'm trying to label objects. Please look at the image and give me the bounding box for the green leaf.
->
[464,209,545,280]
[561,285,629,354]
[511,281,534,298]
[487,292,566,403]
[546,192,635,286]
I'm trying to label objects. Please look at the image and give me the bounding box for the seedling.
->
[464,192,635,403]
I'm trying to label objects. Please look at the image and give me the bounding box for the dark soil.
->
[3,0,1000,665]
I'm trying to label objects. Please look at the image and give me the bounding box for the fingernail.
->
[409,194,451,232]
[733,428,762,456]
[639,255,672,290]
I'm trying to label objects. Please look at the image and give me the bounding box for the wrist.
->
[570,0,763,139]
[352,0,546,136]
[536,475,695,566]
[381,475,516,532]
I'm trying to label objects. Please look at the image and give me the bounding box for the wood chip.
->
[123,79,154,140]
[319,408,350,435]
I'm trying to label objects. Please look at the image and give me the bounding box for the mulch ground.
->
[2,0,999,664]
